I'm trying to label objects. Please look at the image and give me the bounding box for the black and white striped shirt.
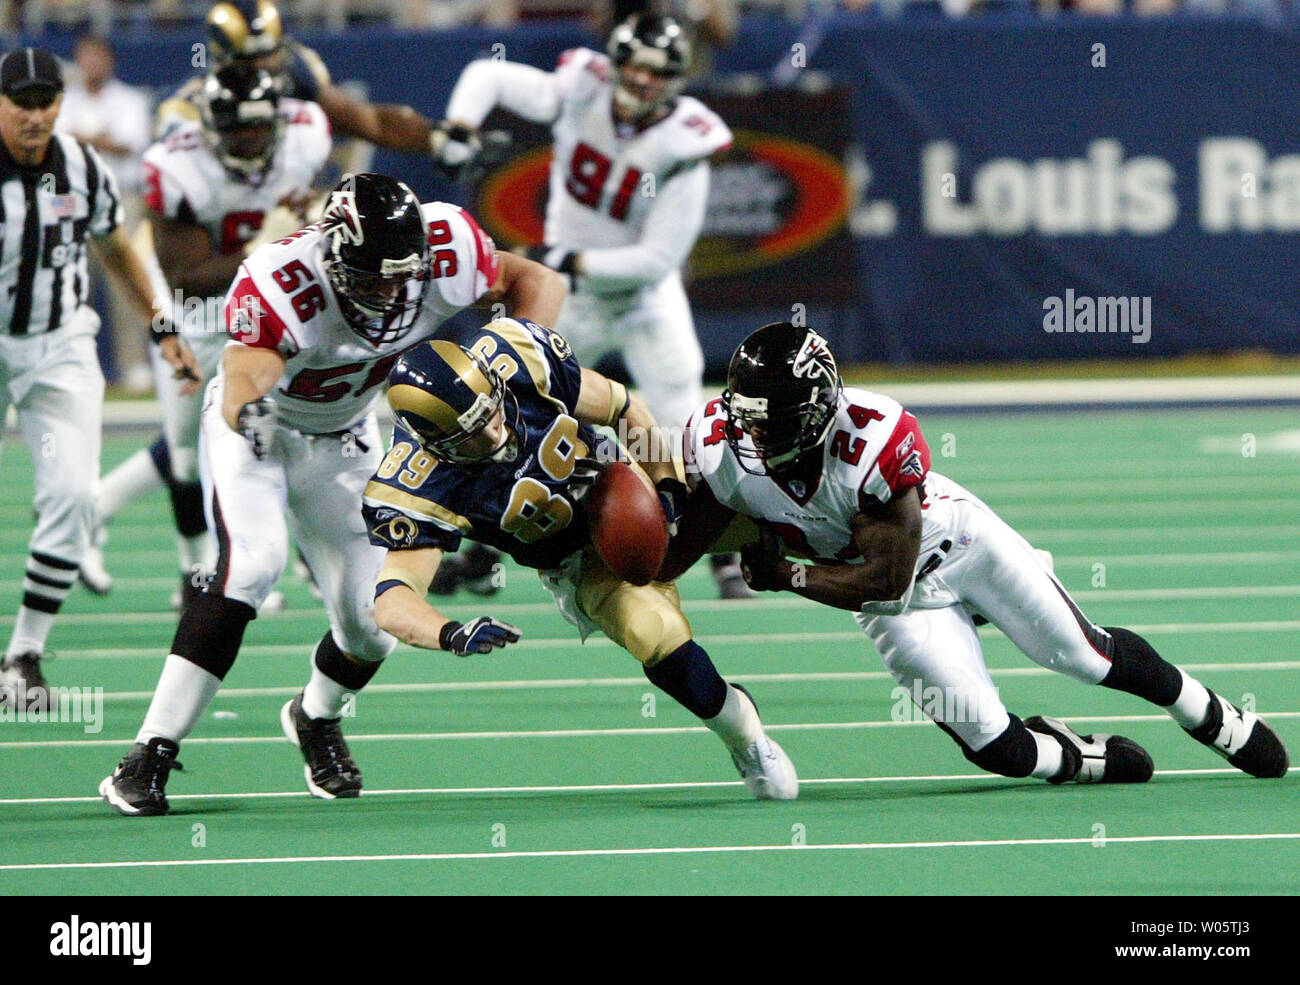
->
[0,133,122,337]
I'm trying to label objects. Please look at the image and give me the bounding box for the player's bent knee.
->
[622,605,693,666]
[958,715,1039,778]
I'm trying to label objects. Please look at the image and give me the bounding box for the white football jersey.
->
[142,98,331,334]
[685,387,962,574]
[544,48,731,251]
[223,201,500,434]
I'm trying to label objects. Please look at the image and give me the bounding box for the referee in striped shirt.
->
[0,48,199,708]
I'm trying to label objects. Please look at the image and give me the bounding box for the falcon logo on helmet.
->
[606,14,692,121]
[318,173,431,347]
[723,322,842,476]
[387,337,525,465]
[207,0,284,65]
[199,63,282,182]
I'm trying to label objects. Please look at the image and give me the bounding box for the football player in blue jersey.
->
[362,317,799,799]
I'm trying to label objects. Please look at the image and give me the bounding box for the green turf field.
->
[2,406,1297,895]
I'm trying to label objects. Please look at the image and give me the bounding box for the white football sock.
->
[7,607,56,660]
[302,660,354,721]
[703,684,764,749]
[136,654,222,744]
[97,448,165,523]
[1029,730,1066,780]
[1167,668,1213,729]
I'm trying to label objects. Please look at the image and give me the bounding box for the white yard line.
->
[3,829,1299,872]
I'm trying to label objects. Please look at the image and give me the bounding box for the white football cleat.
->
[78,530,113,595]
[731,734,799,800]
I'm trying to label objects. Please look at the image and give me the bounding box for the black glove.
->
[236,397,277,460]
[439,616,523,655]
[739,527,792,593]
[654,477,688,537]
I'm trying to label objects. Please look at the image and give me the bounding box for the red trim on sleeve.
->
[142,161,164,214]
[875,411,930,495]
[455,206,500,290]
[226,275,289,349]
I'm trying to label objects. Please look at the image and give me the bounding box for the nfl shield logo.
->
[789,479,806,498]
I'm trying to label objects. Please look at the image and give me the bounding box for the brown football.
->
[586,462,668,586]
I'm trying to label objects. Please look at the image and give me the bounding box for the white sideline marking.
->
[5,711,1296,750]
[3,765,1293,806]
[4,830,1299,872]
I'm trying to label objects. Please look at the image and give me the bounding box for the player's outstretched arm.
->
[315,84,437,154]
[741,487,923,612]
[658,479,738,583]
[476,251,567,328]
[374,547,521,655]
[92,225,202,393]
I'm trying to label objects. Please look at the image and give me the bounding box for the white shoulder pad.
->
[664,96,732,164]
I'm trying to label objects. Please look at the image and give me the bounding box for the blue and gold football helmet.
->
[207,1,284,66]
[387,339,523,465]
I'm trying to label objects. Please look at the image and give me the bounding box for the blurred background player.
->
[80,63,332,612]
[0,47,198,707]
[364,323,797,798]
[54,34,153,393]
[432,12,752,599]
[157,0,456,157]
[100,173,565,816]
[662,322,1290,785]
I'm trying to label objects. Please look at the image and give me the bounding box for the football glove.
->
[439,616,523,656]
[654,477,688,537]
[429,123,511,182]
[236,396,277,460]
[566,456,607,502]
[739,526,792,593]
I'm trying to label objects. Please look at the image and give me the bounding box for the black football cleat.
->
[1186,690,1289,779]
[0,652,49,712]
[1026,715,1154,784]
[99,738,184,817]
[281,693,362,799]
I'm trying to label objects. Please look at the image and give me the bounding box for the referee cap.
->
[1,48,64,100]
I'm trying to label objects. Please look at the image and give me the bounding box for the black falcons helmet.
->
[606,14,691,118]
[724,322,842,476]
[319,173,431,347]
[199,62,281,180]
